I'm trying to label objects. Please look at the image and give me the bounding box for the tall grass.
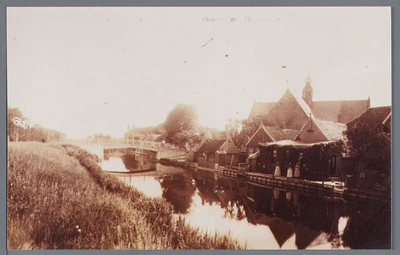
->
[8,142,242,250]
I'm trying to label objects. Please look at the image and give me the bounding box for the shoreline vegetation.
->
[8,142,243,250]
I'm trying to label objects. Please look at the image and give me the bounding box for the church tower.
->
[302,73,313,108]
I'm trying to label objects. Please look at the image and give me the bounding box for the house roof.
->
[198,137,241,154]
[312,99,369,123]
[197,139,227,154]
[198,129,213,148]
[347,106,392,129]
[246,125,299,146]
[383,112,391,127]
[313,118,347,141]
[136,134,146,140]
[265,126,299,142]
[245,125,271,146]
[248,102,277,119]
[383,112,391,134]
[382,112,391,142]
[260,140,333,148]
[217,140,241,154]
[295,114,346,142]
[142,133,161,141]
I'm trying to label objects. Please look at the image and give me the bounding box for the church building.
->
[248,74,370,128]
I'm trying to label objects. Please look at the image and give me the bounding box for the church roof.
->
[291,92,313,117]
[248,102,277,119]
[247,74,370,128]
[312,99,369,123]
[264,89,313,130]
[249,98,369,125]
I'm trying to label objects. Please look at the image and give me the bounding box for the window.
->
[248,147,254,155]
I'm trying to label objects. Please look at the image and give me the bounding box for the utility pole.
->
[127,125,130,144]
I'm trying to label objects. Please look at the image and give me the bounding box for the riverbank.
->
[8,142,243,250]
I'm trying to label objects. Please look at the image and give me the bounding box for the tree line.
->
[121,103,267,149]
[8,107,66,143]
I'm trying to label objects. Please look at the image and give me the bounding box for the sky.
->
[7,7,391,139]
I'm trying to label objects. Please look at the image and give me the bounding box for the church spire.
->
[302,72,313,108]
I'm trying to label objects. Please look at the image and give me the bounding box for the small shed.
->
[197,136,241,169]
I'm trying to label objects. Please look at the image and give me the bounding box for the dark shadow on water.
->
[120,154,139,170]
[160,176,196,214]
[103,152,152,172]
[110,161,391,249]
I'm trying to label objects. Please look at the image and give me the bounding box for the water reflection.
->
[160,177,196,214]
[102,155,391,249]
[101,152,157,172]
[117,175,163,198]
[181,192,286,249]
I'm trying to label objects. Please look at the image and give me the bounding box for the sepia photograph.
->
[7,6,391,250]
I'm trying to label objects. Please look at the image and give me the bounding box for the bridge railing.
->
[65,138,184,150]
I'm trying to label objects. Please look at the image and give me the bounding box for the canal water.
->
[100,152,391,250]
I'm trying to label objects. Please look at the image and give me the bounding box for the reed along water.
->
[101,152,391,250]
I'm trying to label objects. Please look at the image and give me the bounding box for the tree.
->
[344,107,391,174]
[225,115,270,148]
[170,130,201,148]
[225,119,246,147]
[124,124,164,139]
[164,104,198,146]
[8,107,66,143]
[8,107,27,141]
[124,129,134,139]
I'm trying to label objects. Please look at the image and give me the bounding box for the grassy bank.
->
[8,142,242,250]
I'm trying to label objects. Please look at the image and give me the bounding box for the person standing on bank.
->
[294,162,301,178]
[274,161,281,177]
[287,162,293,178]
